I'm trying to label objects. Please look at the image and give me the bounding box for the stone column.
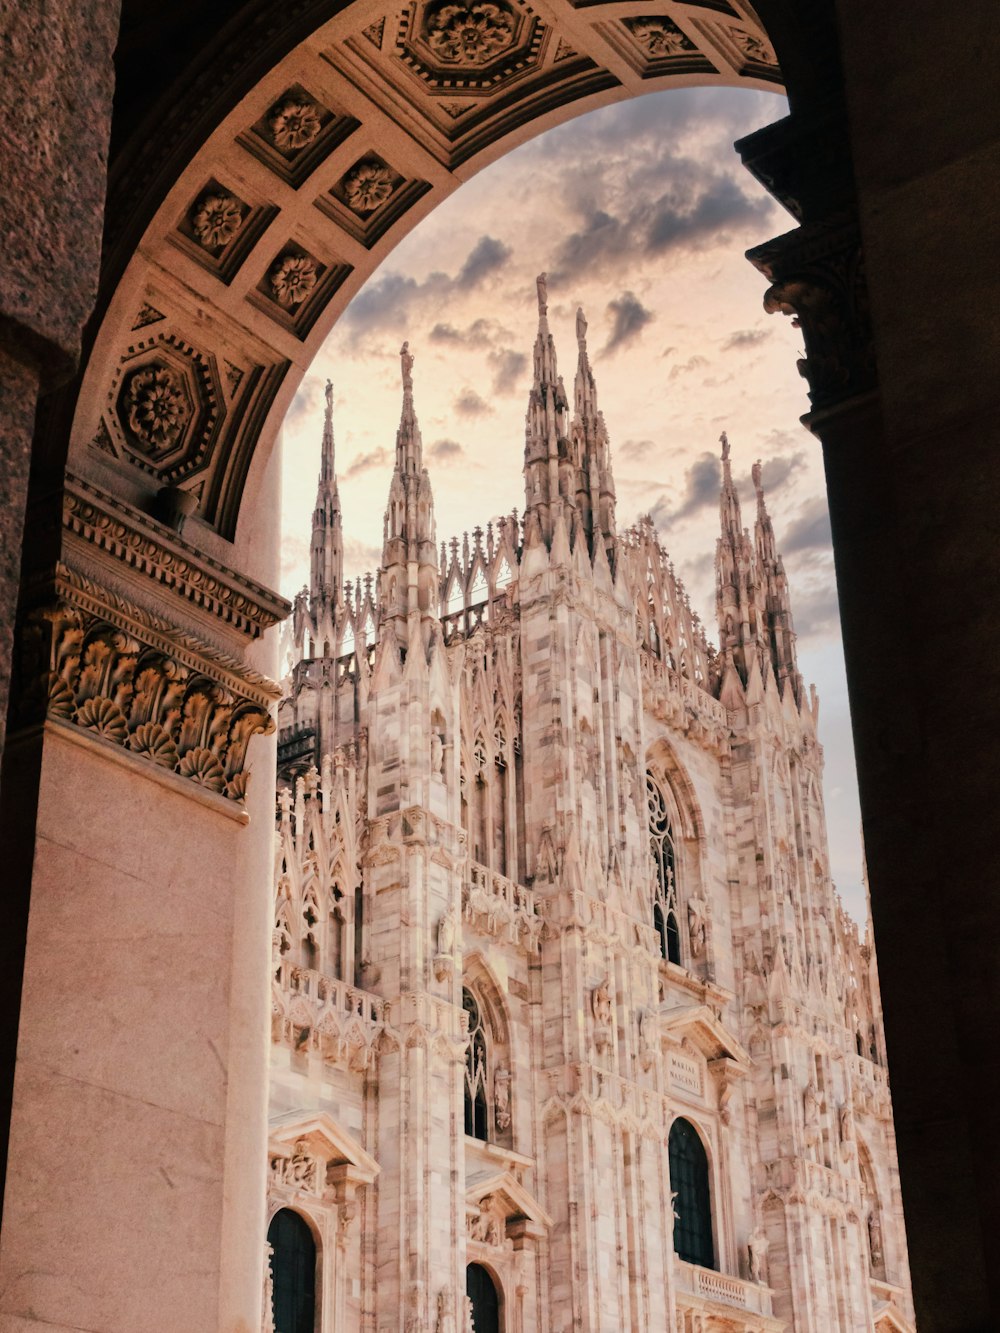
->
[0,440,288,1330]
[0,0,121,765]
[739,38,1000,1320]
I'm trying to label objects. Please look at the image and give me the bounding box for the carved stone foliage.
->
[251,241,353,340]
[601,14,714,79]
[627,17,694,59]
[748,221,874,414]
[15,564,277,804]
[698,18,782,83]
[319,153,430,249]
[238,84,360,188]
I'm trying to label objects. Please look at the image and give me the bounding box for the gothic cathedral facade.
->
[266,280,913,1333]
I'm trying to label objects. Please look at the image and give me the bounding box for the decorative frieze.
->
[14,557,278,803]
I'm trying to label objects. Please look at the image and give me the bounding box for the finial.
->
[400,341,414,393]
[325,378,333,410]
[576,306,588,346]
[720,430,730,462]
[536,273,548,316]
[752,458,764,498]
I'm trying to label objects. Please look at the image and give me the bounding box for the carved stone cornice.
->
[747,216,874,416]
[63,471,290,640]
[13,559,278,803]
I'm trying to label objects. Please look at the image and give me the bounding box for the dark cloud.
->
[429,317,511,349]
[618,438,655,461]
[454,388,493,418]
[603,291,653,355]
[721,328,773,352]
[782,497,833,553]
[647,176,771,256]
[675,452,721,519]
[488,347,527,395]
[338,237,511,344]
[457,235,512,288]
[343,446,391,479]
[788,579,841,641]
[668,354,708,380]
[429,438,465,461]
[735,450,807,503]
[646,452,719,529]
[284,377,326,432]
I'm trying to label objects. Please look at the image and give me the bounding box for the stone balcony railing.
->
[271,961,385,1069]
[463,861,543,951]
[675,1260,774,1316]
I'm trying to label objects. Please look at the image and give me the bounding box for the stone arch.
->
[60,3,785,556]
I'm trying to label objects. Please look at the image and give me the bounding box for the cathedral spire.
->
[523,273,570,548]
[572,306,617,557]
[752,459,803,704]
[715,431,760,686]
[310,379,343,607]
[380,344,439,649]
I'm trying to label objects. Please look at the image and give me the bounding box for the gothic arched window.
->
[668,1118,714,1269]
[267,1208,316,1333]
[647,774,680,964]
[464,988,489,1140]
[467,1262,501,1333]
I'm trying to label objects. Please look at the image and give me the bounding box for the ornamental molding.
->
[747,218,874,415]
[13,558,279,804]
[63,471,290,642]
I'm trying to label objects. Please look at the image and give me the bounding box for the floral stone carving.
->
[732,27,777,65]
[190,192,244,250]
[270,253,318,308]
[268,98,322,151]
[122,363,191,452]
[625,18,694,59]
[342,160,396,214]
[424,0,517,65]
[18,568,276,804]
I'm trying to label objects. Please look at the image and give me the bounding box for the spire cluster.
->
[715,434,802,704]
[522,273,617,560]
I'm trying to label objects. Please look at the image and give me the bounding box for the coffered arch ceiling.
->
[74,0,789,544]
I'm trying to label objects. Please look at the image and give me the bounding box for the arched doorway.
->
[267,1209,317,1333]
[467,1262,501,1333]
[668,1117,714,1270]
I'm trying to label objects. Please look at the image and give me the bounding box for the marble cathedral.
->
[267,279,913,1333]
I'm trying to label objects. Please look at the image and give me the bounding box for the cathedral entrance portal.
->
[467,1263,501,1333]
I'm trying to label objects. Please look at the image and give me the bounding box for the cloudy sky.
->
[279,86,866,921]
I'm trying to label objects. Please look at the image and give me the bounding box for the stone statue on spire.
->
[400,341,414,393]
[720,430,730,462]
[576,307,587,346]
[536,272,548,316]
[752,458,764,497]
[325,378,333,411]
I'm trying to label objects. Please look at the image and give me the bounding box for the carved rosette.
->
[268,98,323,152]
[190,191,245,250]
[122,363,192,453]
[15,562,278,805]
[342,160,396,214]
[424,1,517,65]
[270,253,319,308]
